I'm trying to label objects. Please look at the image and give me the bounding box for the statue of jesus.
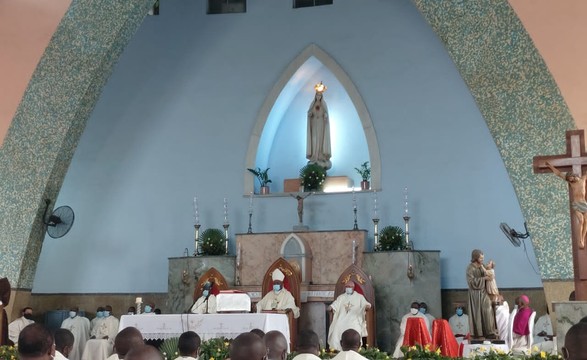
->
[546,161,587,248]
[290,192,313,225]
[306,82,332,170]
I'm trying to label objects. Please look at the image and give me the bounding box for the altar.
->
[118,313,290,342]
[167,230,441,353]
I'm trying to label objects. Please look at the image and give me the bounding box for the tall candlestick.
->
[373,190,378,218]
[193,196,199,225]
[404,187,409,215]
[352,189,357,210]
[223,197,228,224]
[249,192,253,215]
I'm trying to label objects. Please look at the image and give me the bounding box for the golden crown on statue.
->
[314,81,327,93]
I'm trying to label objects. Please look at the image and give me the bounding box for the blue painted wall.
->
[32,0,541,293]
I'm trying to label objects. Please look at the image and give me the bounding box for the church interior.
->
[2,0,587,355]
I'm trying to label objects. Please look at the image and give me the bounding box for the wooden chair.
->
[331,264,376,348]
[193,267,229,301]
[0,277,11,345]
[260,257,301,350]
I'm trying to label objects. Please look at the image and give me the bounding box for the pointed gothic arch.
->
[244,43,382,193]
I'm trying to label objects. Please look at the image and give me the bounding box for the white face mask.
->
[127,312,134,315]
[69,311,77,318]
[410,308,419,315]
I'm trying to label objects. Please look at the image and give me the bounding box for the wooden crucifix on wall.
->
[534,129,587,300]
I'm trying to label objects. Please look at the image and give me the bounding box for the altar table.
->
[119,313,290,342]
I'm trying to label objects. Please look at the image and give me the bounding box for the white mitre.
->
[272,268,285,281]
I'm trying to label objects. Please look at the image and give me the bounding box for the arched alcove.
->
[244,44,381,194]
[280,233,312,283]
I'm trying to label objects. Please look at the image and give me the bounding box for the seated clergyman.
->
[256,269,300,318]
[190,282,217,314]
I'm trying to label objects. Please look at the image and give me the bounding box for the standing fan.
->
[499,222,530,247]
[43,199,75,238]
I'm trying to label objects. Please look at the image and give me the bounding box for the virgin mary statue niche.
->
[306,82,332,170]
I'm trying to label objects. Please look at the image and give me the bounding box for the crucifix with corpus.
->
[534,129,587,300]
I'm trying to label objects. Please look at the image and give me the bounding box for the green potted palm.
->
[354,161,371,190]
[247,167,272,195]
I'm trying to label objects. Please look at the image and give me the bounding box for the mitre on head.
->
[271,269,285,282]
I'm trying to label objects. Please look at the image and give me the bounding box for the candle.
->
[373,190,378,218]
[135,297,142,304]
[224,197,228,224]
[404,187,409,215]
[352,189,357,210]
[193,196,199,225]
[249,192,253,215]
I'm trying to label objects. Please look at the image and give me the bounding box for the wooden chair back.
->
[193,267,229,300]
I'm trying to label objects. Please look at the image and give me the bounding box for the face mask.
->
[456,309,464,316]
[273,284,281,293]
[127,312,134,315]
[23,314,33,320]
[202,290,209,297]
[97,311,104,318]
[410,308,419,315]
[144,305,152,313]
[345,288,353,295]
[419,308,427,314]
[103,311,110,317]
[69,311,77,318]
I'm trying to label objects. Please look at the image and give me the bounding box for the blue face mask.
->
[202,290,209,297]
[96,311,104,318]
[273,284,281,293]
[345,288,353,295]
[419,308,426,314]
[103,311,110,317]
[456,308,464,316]
[144,305,152,313]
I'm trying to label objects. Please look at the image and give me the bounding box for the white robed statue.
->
[327,281,371,351]
[306,82,332,170]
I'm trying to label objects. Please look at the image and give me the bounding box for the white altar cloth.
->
[119,313,290,342]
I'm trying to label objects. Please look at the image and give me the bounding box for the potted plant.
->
[376,225,407,251]
[300,163,327,192]
[247,167,272,195]
[354,161,371,190]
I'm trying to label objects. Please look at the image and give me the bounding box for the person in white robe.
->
[448,304,469,344]
[91,306,119,340]
[292,330,321,360]
[8,307,34,343]
[90,307,104,336]
[61,307,91,360]
[327,280,371,351]
[494,296,510,342]
[256,269,300,318]
[533,307,554,353]
[331,329,368,360]
[84,306,118,360]
[392,302,431,359]
[190,282,217,314]
[174,331,201,360]
[419,302,436,328]
[55,328,75,360]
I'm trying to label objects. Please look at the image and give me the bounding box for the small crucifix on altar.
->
[534,129,587,300]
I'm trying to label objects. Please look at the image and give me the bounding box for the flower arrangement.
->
[159,337,231,360]
[0,345,18,360]
[300,163,327,191]
[200,228,226,255]
[376,225,407,251]
[199,337,231,360]
[159,337,179,360]
[402,344,443,360]
[247,167,272,188]
[354,161,371,181]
